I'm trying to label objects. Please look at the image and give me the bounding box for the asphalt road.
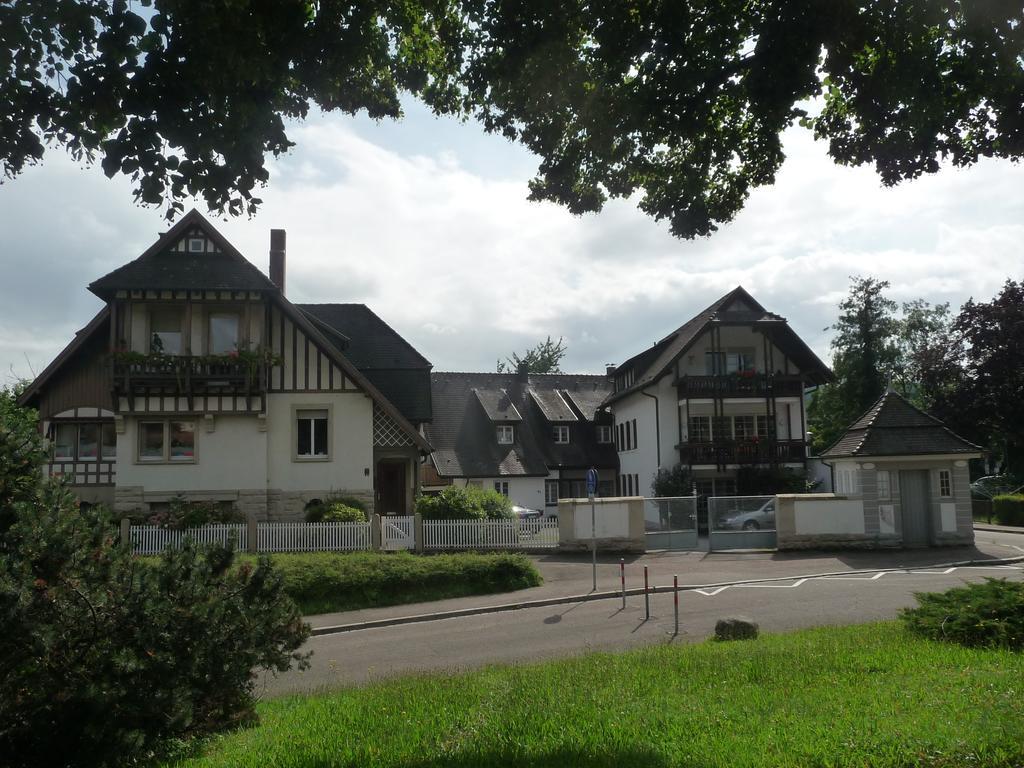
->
[262,555,1024,698]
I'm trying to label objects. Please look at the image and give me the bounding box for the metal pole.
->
[644,565,650,620]
[673,574,679,636]
[591,497,597,592]
[620,557,625,609]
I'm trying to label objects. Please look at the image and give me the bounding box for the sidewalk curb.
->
[309,554,1024,637]
[975,524,1024,535]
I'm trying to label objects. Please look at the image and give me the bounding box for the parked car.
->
[716,499,775,531]
[511,504,543,520]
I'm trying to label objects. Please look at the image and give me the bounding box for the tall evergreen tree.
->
[808,277,899,453]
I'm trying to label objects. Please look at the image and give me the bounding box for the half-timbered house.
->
[18,210,431,520]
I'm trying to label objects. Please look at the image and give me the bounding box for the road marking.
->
[685,565,1022,599]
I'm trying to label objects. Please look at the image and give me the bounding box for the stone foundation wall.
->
[266,489,376,522]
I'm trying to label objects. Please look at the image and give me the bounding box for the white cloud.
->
[0,111,1021,382]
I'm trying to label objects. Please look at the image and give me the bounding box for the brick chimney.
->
[269,229,286,294]
[605,364,618,378]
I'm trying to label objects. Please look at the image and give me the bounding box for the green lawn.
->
[240,551,542,615]
[172,622,1024,768]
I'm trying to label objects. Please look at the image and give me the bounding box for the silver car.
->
[717,500,775,531]
[511,504,543,520]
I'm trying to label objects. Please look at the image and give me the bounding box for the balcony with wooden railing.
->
[680,439,807,466]
[111,355,268,397]
[676,373,804,399]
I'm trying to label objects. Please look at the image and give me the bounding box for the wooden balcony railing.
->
[676,374,804,398]
[112,356,267,395]
[680,439,806,465]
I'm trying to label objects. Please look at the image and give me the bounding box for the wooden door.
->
[899,470,931,547]
[377,460,407,516]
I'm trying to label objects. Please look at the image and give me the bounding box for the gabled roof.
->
[89,209,278,298]
[427,372,617,478]
[606,286,832,404]
[17,307,110,408]
[820,390,983,459]
[298,304,432,424]
[474,388,523,422]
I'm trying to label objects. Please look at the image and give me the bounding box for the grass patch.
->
[171,622,1024,768]
[238,551,542,615]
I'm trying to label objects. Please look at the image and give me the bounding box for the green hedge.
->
[902,578,1024,651]
[993,494,1024,526]
[239,551,542,615]
[416,486,513,520]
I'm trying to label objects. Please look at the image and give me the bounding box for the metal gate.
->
[381,514,416,551]
[708,495,777,551]
[644,496,700,550]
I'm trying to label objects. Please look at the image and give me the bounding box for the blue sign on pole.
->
[586,467,599,497]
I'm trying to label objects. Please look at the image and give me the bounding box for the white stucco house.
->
[603,287,833,501]
[18,210,432,521]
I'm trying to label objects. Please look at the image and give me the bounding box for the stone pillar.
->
[246,514,259,554]
[370,514,382,551]
[414,513,424,552]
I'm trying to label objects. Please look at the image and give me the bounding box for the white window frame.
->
[877,470,891,500]
[553,425,570,444]
[733,415,755,440]
[497,425,515,444]
[596,425,612,444]
[294,406,331,461]
[939,469,953,498]
[137,420,196,464]
[689,415,711,442]
[207,311,241,355]
[545,479,559,506]
[494,480,509,496]
[148,306,185,355]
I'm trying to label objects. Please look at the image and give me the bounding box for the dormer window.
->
[149,307,183,355]
[497,425,514,444]
[553,425,570,444]
[188,237,206,252]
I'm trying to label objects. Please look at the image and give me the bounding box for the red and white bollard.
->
[620,557,626,609]
[673,574,679,635]
[644,565,650,620]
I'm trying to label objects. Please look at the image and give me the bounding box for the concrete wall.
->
[557,496,645,552]
[776,456,975,550]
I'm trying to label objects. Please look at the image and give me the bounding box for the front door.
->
[377,459,407,516]
[899,470,931,547]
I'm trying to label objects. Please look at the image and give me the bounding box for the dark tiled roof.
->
[474,388,523,422]
[606,286,832,404]
[529,389,577,422]
[427,372,618,478]
[89,209,278,298]
[563,389,607,421]
[821,391,983,458]
[298,304,432,424]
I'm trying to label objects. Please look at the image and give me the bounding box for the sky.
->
[1,99,1021,385]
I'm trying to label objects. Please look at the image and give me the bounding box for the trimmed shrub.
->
[470,486,514,519]
[0,483,310,768]
[416,485,513,520]
[901,578,1024,651]
[250,551,542,615]
[146,495,243,529]
[319,502,367,523]
[305,494,368,522]
[993,494,1024,526]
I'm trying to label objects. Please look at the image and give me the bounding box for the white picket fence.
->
[423,518,559,550]
[258,521,371,553]
[130,524,248,555]
[129,517,560,555]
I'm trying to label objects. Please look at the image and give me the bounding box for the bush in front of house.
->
[416,485,513,520]
[255,550,542,615]
[992,494,1024,527]
[0,482,310,768]
[901,578,1024,651]
[145,495,244,529]
[304,494,369,522]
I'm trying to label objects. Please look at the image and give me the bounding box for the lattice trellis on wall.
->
[374,403,414,448]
